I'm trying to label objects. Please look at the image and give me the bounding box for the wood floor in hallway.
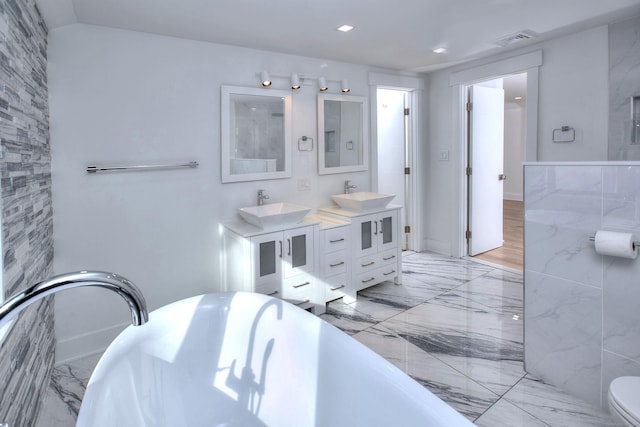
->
[473,200,523,270]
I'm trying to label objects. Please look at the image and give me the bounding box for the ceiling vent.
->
[494,30,538,47]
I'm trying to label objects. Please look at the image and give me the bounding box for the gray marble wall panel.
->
[608,16,640,160]
[525,163,640,409]
[0,0,54,426]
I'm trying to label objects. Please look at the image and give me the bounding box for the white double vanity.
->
[221,193,402,315]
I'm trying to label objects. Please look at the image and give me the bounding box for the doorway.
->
[466,73,526,270]
[376,88,414,251]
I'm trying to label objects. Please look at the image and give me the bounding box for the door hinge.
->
[404,225,411,233]
[404,167,410,175]
[404,108,410,116]
[466,230,472,239]
[466,167,472,176]
[466,102,472,112]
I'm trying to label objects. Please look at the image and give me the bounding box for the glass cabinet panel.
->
[291,234,307,268]
[361,221,373,250]
[259,241,276,277]
[381,216,393,245]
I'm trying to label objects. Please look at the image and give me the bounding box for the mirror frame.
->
[221,85,292,183]
[317,93,369,175]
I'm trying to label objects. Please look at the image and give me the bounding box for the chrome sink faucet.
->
[344,180,357,194]
[0,271,149,330]
[257,189,269,206]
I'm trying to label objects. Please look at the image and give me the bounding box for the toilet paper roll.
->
[594,230,638,259]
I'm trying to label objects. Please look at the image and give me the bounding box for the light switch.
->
[439,150,449,161]
[297,177,311,191]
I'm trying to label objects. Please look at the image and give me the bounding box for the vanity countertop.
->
[222,215,323,237]
[317,204,403,218]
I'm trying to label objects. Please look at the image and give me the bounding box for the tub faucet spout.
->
[0,271,148,330]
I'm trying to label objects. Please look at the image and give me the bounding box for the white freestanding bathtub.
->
[77,292,472,426]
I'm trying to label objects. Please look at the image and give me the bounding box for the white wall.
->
[423,25,610,256]
[48,24,408,361]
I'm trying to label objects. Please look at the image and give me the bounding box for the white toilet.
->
[609,376,640,426]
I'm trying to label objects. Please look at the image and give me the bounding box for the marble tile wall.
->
[0,0,55,426]
[608,15,640,160]
[524,163,640,408]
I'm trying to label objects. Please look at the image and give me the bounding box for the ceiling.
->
[36,0,640,72]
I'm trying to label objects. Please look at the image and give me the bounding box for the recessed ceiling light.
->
[433,47,447,54]
[514,96,523,100]
[337,24,354,33]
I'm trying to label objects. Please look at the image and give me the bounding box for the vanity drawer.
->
[322,273,348,303]
[354,248,399,275]
[354,265,398,292]
[354,254,378,275]
[322,226,348,253]
[255,281,281,298]
[281,275,314,305]
[322,250,348,277]
[378,248,399,266]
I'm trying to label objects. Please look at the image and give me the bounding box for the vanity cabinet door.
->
[251,231,283,293]
[352,213,379,258]
[377,210,398,251]
[283,225,314,278]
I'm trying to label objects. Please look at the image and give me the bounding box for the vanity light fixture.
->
[318,76,328,92]
[337,24,354,32]
[290,73,301,90]
[341,79,350,93]
[261,71,272,87]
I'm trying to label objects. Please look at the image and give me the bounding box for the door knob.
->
[498,174,507,181]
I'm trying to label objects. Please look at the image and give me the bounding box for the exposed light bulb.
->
[291,73,301,90]
[341,79,350,93]
[318,76,328,92]
[261,71,272,87]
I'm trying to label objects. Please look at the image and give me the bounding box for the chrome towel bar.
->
[86,161,198,174]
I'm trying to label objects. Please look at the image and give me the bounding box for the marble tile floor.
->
[35,251,618,426]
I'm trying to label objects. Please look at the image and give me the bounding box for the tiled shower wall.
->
[0,0,55,426]
[524,162,640,408]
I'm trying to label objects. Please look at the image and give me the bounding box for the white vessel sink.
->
[239,202,311,228]
[331,192,395,212]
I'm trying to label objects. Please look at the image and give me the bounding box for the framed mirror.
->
[221,85,292,183]
[318,93,368,175]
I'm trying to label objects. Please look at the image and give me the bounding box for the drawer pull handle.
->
[383,270,396,276]
[293,281,311,288]
[267,290,279,296]
[294,299,311,306]
[330,285,345,291]
[329,261,345,267]
[383,255,396,261]
[362,261,375,267]
[329,238,345,243]
[362,277,375,283]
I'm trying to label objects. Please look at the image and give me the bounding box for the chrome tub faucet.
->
[0,271,148,330]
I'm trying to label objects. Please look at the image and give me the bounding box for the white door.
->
[468,85,505,256]
[377,89,407,248]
